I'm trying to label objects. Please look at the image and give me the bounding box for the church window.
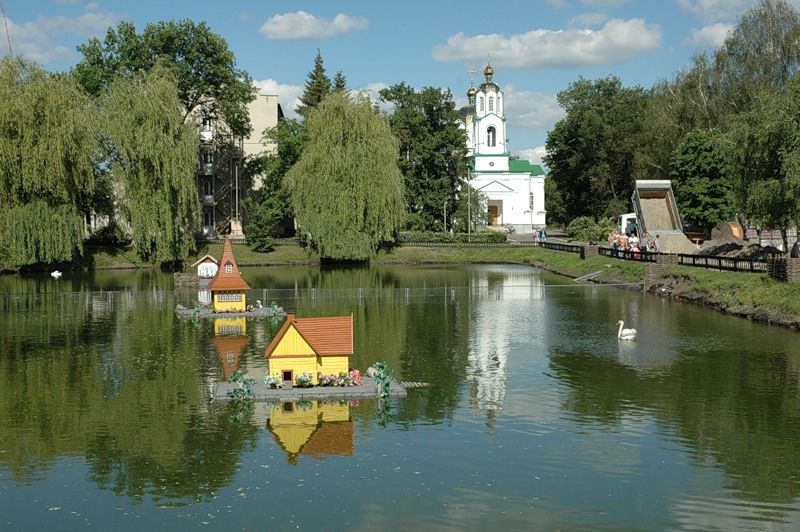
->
[479,96,484,112]
[529,193,534,210]
[487,126,496,147]
[488,97,494,112]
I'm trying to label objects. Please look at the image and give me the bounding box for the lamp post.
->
[467,167,471,243]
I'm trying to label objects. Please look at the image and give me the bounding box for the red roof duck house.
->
[207,238,250,312]
[265,314,353,386]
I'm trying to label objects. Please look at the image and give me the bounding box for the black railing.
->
[397,241,538,248]
[540,241,584,255]
[676,253,771,273]
[599,246,659,263]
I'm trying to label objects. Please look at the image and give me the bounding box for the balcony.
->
[200,130,214,143]
[202,194,215,206]
[200,162,214,175]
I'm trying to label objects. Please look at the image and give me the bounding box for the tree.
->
[544,76,650,221]
[74,20,255,136]
[285,93,405,261]
[715,0,800,113]
[333,70,348,93]
[379,83,468,231]
[244,118,307,245]
[0,58,99,268]
[727,78,800,249]
[102,66,199,263]
[669,129,734,234]
[295,50,331,118]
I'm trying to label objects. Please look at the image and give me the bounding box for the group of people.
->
[608,229,657,254]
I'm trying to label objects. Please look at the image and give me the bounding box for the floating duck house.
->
[207,238,250,312]
[191,254,219,279]
[265,314,353,386]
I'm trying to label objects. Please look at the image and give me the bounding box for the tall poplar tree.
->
[295,50,331,118]
[0,58,99,268]
[102,66,199,263]
[286,93,405,261]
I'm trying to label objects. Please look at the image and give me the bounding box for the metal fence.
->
[598,247,659,263]
[676,253,771,273]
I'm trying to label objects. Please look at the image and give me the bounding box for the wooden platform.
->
[175,304,287,319]
[213,376,407,401]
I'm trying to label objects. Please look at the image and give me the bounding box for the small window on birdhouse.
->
[225,263,232,273]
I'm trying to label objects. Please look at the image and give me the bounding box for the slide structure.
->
[631,180,698,254]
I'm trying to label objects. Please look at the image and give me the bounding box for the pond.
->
[1,264,799,531]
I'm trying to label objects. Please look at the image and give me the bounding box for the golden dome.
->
[467,86,477,98]
[484,64,494,78]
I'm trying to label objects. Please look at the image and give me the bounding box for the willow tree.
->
[0,57,99,268]
[103,65,199,263]
[286,93,405,261]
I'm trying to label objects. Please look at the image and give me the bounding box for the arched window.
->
[479,96,484,112]
[497,96,502,113]
[488,96,494,112]
[487,126,496,147]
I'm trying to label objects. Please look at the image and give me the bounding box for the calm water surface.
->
[1,264,799,531]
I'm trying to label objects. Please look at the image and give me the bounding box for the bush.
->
[398,230,507,244]
[567,217,615,244]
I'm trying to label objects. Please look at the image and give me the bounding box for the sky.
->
[1,0,792,167]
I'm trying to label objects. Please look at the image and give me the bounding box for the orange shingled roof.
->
[207,238,250,292]
[265,313,353,357]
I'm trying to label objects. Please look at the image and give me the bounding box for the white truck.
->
[617,213,638,236]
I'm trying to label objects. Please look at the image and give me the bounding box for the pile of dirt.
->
[697,240,783,259]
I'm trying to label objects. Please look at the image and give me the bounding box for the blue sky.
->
[1,0,789,166]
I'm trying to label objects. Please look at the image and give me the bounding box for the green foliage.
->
[379,83,468,231]
[727,78,800,241]
[544,176,567,226]
[286,93,405,261]
[333,70,348,93]
[74,20,255,136]
[0,58,99,267]
[244,118,307,242]
[296,50,331,118]
[372,361,393,400]
[398,230,507,243]
[669,129,734,233]
[451,184,489,233]
[102,66,199,263]
[566,216,615,244]
[544,76,649,222]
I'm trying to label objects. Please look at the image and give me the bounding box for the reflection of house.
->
[459,64,546,233]
[267,400,353,464]
[265,314,352,385]
[207,238,250,312]
[192,254,219,279]
[212,335,249,379]
[212,317,248,378]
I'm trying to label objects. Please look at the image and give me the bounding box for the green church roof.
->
[508,159,545,175]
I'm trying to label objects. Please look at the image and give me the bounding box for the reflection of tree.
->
[0,289,257,502]
[549,347,800,505]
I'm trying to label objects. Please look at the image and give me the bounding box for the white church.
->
[461,64,546,234]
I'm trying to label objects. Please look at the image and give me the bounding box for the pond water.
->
[1,264,799,531]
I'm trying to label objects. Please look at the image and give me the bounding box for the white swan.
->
[50,270,62,279]
[617,320,637,340]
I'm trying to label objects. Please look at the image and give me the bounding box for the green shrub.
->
[398,230,507,244]
[567,217,615,244]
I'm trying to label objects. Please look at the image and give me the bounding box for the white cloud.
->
[582,0,631,6]
[676,0,753,22]
[685,22,734,47]
[503,85,565,129]
[84,2,98,10]
[517,146,549,170]
[259,11,367,41]
[4,12,118,65]
[253,79,304,119]
[568,12,610,27]
[432,19,661,69]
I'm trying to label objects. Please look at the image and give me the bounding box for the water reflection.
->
[262,400,354,465]
[1,266,800,529]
